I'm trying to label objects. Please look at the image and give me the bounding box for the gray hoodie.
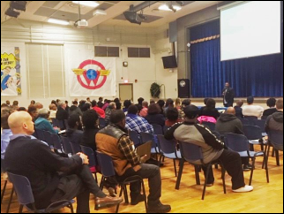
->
[216,114,244,135]
[265,111,283,132]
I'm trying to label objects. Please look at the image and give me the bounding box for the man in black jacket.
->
[165,105,253,193]
[5,111,122,213]
[222,82,235,107]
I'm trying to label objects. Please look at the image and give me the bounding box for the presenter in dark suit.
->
[222,82,235,107]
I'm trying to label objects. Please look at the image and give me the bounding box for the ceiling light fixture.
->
[48,18,70,25]
[93,9,107,16]
[158,4,182,12]
[72,1,99,8]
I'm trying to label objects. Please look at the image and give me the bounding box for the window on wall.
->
[95,46,119,57]
[26,44,65,99]
[128,47,151,58]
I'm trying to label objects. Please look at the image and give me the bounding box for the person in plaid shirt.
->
[125,105,154,133]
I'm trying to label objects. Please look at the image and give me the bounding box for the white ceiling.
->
[1,1,221,28]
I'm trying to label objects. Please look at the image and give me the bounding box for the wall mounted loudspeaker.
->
[178,79,190,98]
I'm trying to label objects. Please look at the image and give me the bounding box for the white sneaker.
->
[232,185,253,193]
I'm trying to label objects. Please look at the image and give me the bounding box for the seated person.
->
[199,98,220,120]
[4,111,122,213]
[35,108,60,134]
[165,107,183,127]
[242,96,264,119]
[66,114,83,148]
[96,110,171,213]
[125,105,154,134]
[145,104,165,127]
[262,98,277,119]
[165,105,253,193]
[234,100,244,119]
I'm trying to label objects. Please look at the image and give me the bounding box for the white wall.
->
[1,19,177,108]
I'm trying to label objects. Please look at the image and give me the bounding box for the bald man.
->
[216,107,252,171]
[4,111,122,213]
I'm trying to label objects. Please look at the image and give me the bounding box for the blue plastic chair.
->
[52,118,66,130]
[177,142,226,200]
[34,129,54,148]
[202,122,216,131]
[61,137,73,155]
[80,145,98,183]
[51,133,63,152]
[253,119,267,136]
[157,135,181,177]
[140,132,160,160]
[163,126,170,134]
[266,130,283,167]
[152,124,163,135]
[224,133,269,185]
[7,172,74,213]
[96,152,147,213]
[129,130,141,147]
[243,125,266,151]
[99,118,107,129]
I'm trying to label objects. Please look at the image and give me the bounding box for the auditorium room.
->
[1,1,283,213]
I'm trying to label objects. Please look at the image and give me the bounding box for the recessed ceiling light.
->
[48,18,70,25]
[72,1,99,8]
[158,4,182,11]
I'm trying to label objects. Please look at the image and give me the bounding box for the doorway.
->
[119,83,133,102]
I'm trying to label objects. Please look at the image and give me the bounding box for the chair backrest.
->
[140,132,156,148]
[267,130,283,151]
[52,118,65,130]
[34,129,54,147]
[96,152,116,177]
[61,137,73,154]
[152,124,163,135]
[157,135,176,154]
[69,141,82,154]
[224,133,250,152]
[99,118,106,129]
[7,172,35,205]
[163,126,170,134]
[179,141,203,163]
[244,116,258,125]
[80,145,97,168]
[202,122,216,131]
[51,133,63,151]
[129,130,141,147]
[253,119,266,133]
[243,125,262,140]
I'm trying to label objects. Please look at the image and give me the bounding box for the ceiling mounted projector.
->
[74,19,88,28]
[123,11,145,25]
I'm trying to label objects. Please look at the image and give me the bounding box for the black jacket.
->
[262,108,277,119]
[56,107,68,120]
[5,136,82,209]
[222,87,235,107]
[215,114,244,135]
[265,111,283,132]
[234,106,243,118]
[145,114,166,127]
[81,128,100,153]
[200,107,220,119]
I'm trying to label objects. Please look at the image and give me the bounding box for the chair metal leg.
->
[175,159,184,190]
[275,150,280,166]
[6,187,14,213]
[194,166,201,185]
[141,180,148,213]
[123,185,129,204]
[18,204,24,213]
[249,158,256,186]
[1,179,8,204]
[272,148,275,157]
[94,173,98,184]
[99,177,105,190]
[173,159,177,177]
[202,164,211,200]
[264,153,269,183]
[115,186,124,213]
[221,166,226,194]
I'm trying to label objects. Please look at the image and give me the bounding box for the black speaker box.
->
[178,79,190,98]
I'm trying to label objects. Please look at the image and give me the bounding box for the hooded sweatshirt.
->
[265,111,283,132]
[215,114,244,135]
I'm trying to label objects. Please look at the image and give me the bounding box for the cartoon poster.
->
[1,47,21,96]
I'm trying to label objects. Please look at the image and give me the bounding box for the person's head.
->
[150,99,155,105]
[266,98,276,108]
[30,100,36,105]
[38,108,50,119]
[28,105,38,120]
[110,110,126,128]
[236,100,244,107]
[142,101,148,108]
[138,97,144,105]
[82,103,92,112]
[206,98,216,109]
[65,100,69,106]
[58,101,66,109]
[175,98,181,106]
[184,105,200,121]
[8,111,35,135]
[135,104,142,113]
[51,100,57,105]
[225,82,230,88]
[82,109,99,129]
[1,103,8,108]
[114,98,120,103]
[123,100,132,109]
[99,97,103,102]
[6,100,10,105]
[166,107,179,122]
[226,107,236,115]
[157,100,165,108]
[148,104,161,115]
[128,105,138,115]
[276,99,283,111]
[1,107,11,129]
[203,98,209,105]
[109,102,117,110]
[17,107,27,111]
[68,114,82,130]
[116,102,122,110]
[247,96,254,105]
[72,100,78,106]
[49,104,57,111]
[86,97,90,102]
[182,99,191,108]
[91,100,97,107]
[166,98,174,107]
[56,99,61,104]
[12,100,18,106]
[34,102,43,109]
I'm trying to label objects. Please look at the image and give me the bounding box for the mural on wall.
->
[69,58,116,97]
[1,47,21,96]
